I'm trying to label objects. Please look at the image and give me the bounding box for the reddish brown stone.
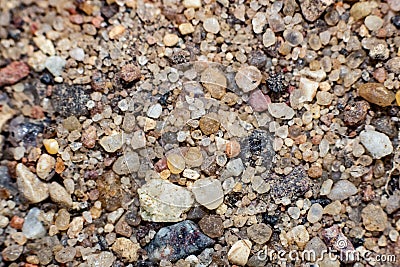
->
[10,216,24,230]
[0,62,30,87]
[82,126,97,148]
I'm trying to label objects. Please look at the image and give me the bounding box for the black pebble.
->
[40,72,54,85]
[392,15,400,28]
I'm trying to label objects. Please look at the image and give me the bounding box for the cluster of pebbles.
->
[0,0,400,266]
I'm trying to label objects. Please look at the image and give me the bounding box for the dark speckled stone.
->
[146,220,214,262]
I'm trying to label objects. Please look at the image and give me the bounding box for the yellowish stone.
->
[160,169,171,180]
[163,34,179,47]
[109,25,126,40]
[43,139,59,154]
[167,153,185,174]
[396,90,400,106]
[179,23,195,35]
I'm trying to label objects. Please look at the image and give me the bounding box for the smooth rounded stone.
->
[248,90,271,112]
[16,163,49,203]
[147,103,162,119]
[36,154,56,179]
[283,29,303,46]
[109,25,126,39]
[182,169,200,180]
[55,209,70,231]
[364,15,383,31]
[43,138,59,154]
[2,244,23,261]
[69,47,85,61]
[361,204,387,232]
[63,116,81,131]
[179,23,195,35]
[111,238,140,262]
[183,0,201,8]
[184,147,203,167]
[252,12,266,34]
[262,28,276,47]
[386,57,400,74]
[360,130,393,159]
[138,179,194,222]
[99,132,123,153]
[288,206,301,219]
[112,151,140,175]
[308,34,321,50]
[191,178,223,210]
[227,240,252,266]
[388,0,400,11]
[166,153,186,174]
[33,35,55,56]
[324,200,342,215]
[146,220,214,262]
[203,17,220,34]
[235,66,262,93]
[86,252,115,267]
[225,158,244,177]
[28,51,47,72]
[327,180,358,201]
[22,208,46,239]
[45,56,66,76]
[267,13,285,32]
[55,247,76,263]
[316,91,333,105]
[200,68,227,99]
[286,225,310,248]
[198,215,224,238]
[320,179,333,196]
[163,33,179,47]
[300,0,334,22]
[251,176,270,194]
[350,1,373,21]
[199,114,220,135]
[358,83,395,107]
[225,140,241,158]
[268,103,295,119]
[307,203,323,223]
[247,223,272,244]
[49,182,73,207]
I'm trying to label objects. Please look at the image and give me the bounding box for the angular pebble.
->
[248,90,271,112]
[360,130,393,159]
[361,204,387,231]
[112,151,140,175]
[16,163,49,203]
[0,61,30,87]
[227,240,252,266]
[99,132,124,153]
[138,179,194,222]
[111,238,140,262]
[327,180,357,201]
[36,154,56,179]
[235,66,262,93]
[198,215,224,238]
[268,103,295,119]
[49,182,73,207]
[22,208,46,239]
[146,220,214,262]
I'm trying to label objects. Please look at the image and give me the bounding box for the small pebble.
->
[327,180,358,201]
[235,66,262,93]
[227,240,252,266]
[163,33,179,47]
[247,223,272,244]
[358,83,395,107]
[360,130,393,159]
[192,178,224,210]
[203,17,220,34]
[198,215,224,238]
[361,204,387,232]
[307,203,323,223]
[99,133,123,153]
[43,139,59,154]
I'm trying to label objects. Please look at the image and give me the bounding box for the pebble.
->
[386,57,400,74]
[0,215,9,228]
[131,130,146,149]
[16,163,49,203]
[286,225,309,248]
[147,103,163,119]
[288,207,301,219]
[358,83,395,107]
[247,223,272,244]
[200,68,227,99]
[235,66,262,93]
[327,180,358,201]
[112,151,140,175]
[248,90,271,112]
[203,17,220,34]
[138,179,194,222]
[22,208,46,239]
[55,209,70,231]
[146,220,214,262]
[199,114,220,135]
[225,140,241,158]
[360,130,393,159]
[396,90,400,106]
[1,245,23,261]
[109,25,126,39]
[33,35,55,56]
[198,215,224,238]
[307,203,323,223]
[55,247,76,263]
[111,238,140,262]
[69,47,85,61]
[45,56,66,76]
[316,91,333,105]
[182,169,200,180]
[192,178,224,210]
[350,1,373,21]
[262,28,276,47]
[386,191,400,214]
[251,176,270,194]
[163,33,179,47]
[120,64,141,82]
[388,0,400,11]
[252,12,266,34]
[166,153,186,174]
[343,101,369,126]
[364,15,383,31]
[300,0,334,22]
[49,182,73,207]
[283,29,303,46]
[299,77,319,102]
[361,204,387,232]
[36,154,56,179]
[324,200,342,215]
[99,132,123,153]
[82,125,97,148]
[179,23,195,35]
[86,252,115,267]
[185,147,203,167]
[63,116,81,131]
[183,0,201,8]
[67,217,84,238]
[0,61,30,87]
[225,158,244,177]
[227,240,252,266]
[321,225,356,264]
[43,139,59,154]
[268,103,295,119]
